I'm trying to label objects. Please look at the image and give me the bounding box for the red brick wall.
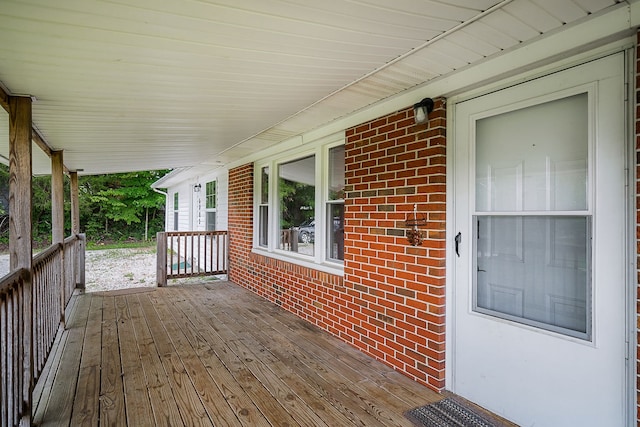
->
[228,98,447,391]
[344,99,447,390]
[228,163,253,283]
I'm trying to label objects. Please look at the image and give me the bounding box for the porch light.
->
[413,97,434,124]
[193,183,201,192]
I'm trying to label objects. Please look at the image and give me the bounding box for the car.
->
[296,219,315,243]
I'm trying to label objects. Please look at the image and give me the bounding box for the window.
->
[259,166,269,247]
[473,93,591,339]
[327,145,344,261]
[205,180,216,231]
[279,155,315,255]
[255,138,344,270]
[173,192,179,231]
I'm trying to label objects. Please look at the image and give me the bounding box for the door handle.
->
[455,232,461,257]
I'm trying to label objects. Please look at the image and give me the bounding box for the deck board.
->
[117,295,156,427]
[150,291,245,426]
[100,296,127,425]
[167,288,300,426]
[35,293,91,426]
[215,286,422,427]
[34,282,452,426]
[169,293,272,427]
[128,293,184,426]
[71,296,102,427]
[169,289,334,427]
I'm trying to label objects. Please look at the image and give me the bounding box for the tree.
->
[80,170,168,241]
[279,177,315,229]
[0,165,169,244]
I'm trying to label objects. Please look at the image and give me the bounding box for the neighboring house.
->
[153,6,639,426]
[155,167,229,233]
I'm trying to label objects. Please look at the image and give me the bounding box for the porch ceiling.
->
[0,0,625,176]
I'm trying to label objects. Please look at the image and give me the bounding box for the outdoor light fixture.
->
[413,97,434,124]
[193,183,201,192]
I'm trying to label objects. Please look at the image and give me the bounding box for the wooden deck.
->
[31,281,445,427]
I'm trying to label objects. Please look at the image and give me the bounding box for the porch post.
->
[9,96,32,271]
[51,150,64,244]
[70,173,85,290]
[157,232,167,287]
[9,95,33,427]
[51,150,66,326]
[70,171,80,235]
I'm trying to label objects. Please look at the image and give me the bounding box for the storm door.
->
[451,54,627,426]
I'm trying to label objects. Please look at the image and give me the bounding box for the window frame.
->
[258,166,269,247]
[326,144,345,263]
[470,88,595,341]
[253,133,344,274]
[173,192,179,231]
[205,180,217,231]
[277,153,317,257]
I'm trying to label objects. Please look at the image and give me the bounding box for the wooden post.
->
[51,150,66,326]
[9,96,32,271]
[9,95,33,427]
[77,233,86,290]
[70,171,80,235]
[157,232,167,287]
[51,151,64,244]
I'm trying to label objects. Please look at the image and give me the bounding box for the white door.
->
[451,54,627,426]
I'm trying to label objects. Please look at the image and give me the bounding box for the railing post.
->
[76,234,86,290]
[225,231,230,277]
[157,232,167,287]
[8,96,33,427]
[59,243,66,328]
[20,270,33,427]
[70,172,80,235]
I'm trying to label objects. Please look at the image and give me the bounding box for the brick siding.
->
[228,98,447,391]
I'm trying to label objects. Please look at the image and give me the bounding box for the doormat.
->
[405,397,501,427]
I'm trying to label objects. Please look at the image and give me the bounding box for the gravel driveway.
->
[85,246,158,292]
[0,247,159,293]
[0,246,221,292]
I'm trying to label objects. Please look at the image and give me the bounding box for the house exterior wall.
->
[162,171,229,233]
[228,99,447,391]
[191,172,229,232]
[216,173,229,231]
[171,183,192,231]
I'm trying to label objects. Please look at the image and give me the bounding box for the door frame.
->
[444,47,636,425]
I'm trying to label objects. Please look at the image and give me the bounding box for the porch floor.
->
[32,281,511,426]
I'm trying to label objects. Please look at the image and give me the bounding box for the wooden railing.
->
[32,234,86,377]
[0,268,31,427]
[156,231,228,286]
[1,233,85,427]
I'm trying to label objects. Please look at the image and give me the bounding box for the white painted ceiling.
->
[0,0,624,176]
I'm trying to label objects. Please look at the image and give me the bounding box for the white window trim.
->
[253,132,345,275]
[173,192,179,231]
[205,180,217,231]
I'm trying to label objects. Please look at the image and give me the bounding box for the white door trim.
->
[624,46,636,427]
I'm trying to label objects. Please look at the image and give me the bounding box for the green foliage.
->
[86,240,156,251]
[278,177,314,229]
[0,164,170,244]
[79,170,168,241]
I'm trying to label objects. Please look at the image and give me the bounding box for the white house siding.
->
[189,172,228,232]
[161,171,229,275]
